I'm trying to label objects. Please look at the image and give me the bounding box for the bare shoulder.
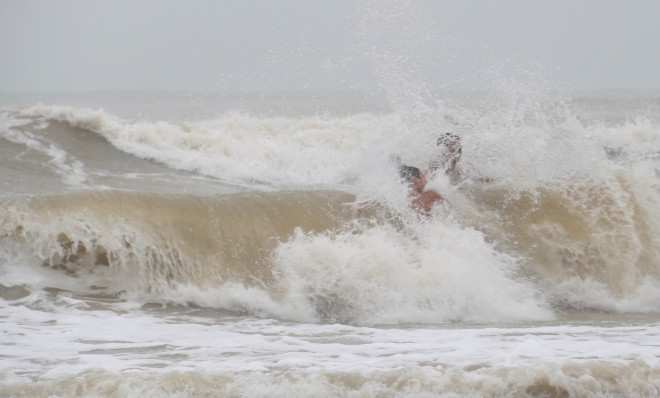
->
[422,190,444,202]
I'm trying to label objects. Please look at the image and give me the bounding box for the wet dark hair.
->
[437,132,461,146]
[399,165,420,184]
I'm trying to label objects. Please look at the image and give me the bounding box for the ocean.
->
[1,89,660,397]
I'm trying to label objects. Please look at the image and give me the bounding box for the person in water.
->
[399,165,444,216]
[431,132,491,186]
[431,132,464,186]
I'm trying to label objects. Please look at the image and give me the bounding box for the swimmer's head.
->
[399,165,426,191]
[437,132,461,147]
[399,165,420,182]
[436,132,462,167]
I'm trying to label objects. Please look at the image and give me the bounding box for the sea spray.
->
[271,218,553,325]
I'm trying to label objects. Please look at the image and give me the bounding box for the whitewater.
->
[1,88,660,397]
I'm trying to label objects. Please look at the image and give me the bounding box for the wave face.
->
[4,166,660,325]
[2,104,399,189]
[0,190,357,312]
[0,188,553,325]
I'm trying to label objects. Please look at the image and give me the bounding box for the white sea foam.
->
[3,288,660,396]
[143,221,552,325]
[8,93,659,196]
[0,112,92,189]
[14,105,403,187]
[271,220,552,324]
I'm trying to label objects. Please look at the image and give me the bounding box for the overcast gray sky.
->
[2,0,659,92]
